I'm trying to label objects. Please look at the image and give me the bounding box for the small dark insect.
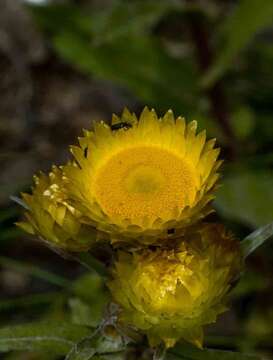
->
[167,228,175,235]
[84,147,88,158]
[111,122,132,131]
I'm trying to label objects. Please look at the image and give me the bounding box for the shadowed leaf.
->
[0,256,70,288]
[216,170,273,227]
[203,0,273,87]
[169,343,261,359]
[0,322,90,354]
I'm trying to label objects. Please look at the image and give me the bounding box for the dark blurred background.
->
[0,0,273,359]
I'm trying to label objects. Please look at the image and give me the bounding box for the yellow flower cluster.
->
[17,107,242,349]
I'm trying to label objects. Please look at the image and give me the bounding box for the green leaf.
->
[73,273,108,302]
[5,351,56,360]
[231,270,270,297]
[0,321,90,354]
[91,355,125,360]
[203,0,273,87]
[28,3,93,35]
[29,2,199,116]
[29,0,175,39]
[65,337,96,360]
[241,221,273,258]
[169,343,261,360]
[0,228,22,245]
[216,169,273,227]
[0,292,60,312]
[89,0,180,44]
[0,208,18,223]
[53,31,198,115]
[245,308,273,340]
[0,256,70,288]
[230,107,255,140]
[69,298,105,328]
[71,273,109,327]
[65,328,127,360]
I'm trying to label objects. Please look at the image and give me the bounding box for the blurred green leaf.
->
[29,0,178,39]
[169,343,261,359]
[231,270,270,297]
[28,3,92,35]
[0,208,18,223]
[70,273,109,327]
[216,169,273,227]
[245,308,273,339]
[91,356,125,360]
[53,31,198,115]
[29,2,199,116]
[65,328,127,360]
[0,293,60,312]
[0,208,21,246]
[0,228,22,245]
[65,338,96,360]
[230,107,255,140]
[73,273,109,304]
[0,321,90,354]
[203,0,273,87]
[69,298,99,328]
[4,351,56,360]
[0,256,70,288]
[89,0,180,44]
[241,221,273,258]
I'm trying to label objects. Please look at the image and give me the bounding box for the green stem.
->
[241,221,273,258]
[72,252,109,278]
[153,343,166,360]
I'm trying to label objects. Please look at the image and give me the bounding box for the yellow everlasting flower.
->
[64,107,221,243]
[108,223,242,348]
[17,166,95,252]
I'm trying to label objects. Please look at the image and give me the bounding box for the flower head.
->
[108,223,242,348]
[17,166,95,252]
[64,107,221,243]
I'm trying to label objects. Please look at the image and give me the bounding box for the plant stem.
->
[241,221,273,259]
[153,343,166,360]
[72,252,109,278]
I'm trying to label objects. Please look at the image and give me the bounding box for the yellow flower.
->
[17,166,95,252]
[64,107,221,243]
[108,223,242,348]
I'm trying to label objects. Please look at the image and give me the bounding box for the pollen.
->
[93,146,197,224]
[108,223,242,348]
[63,107,221,242]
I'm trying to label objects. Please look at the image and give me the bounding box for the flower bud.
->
[17,166,95,252]
[108,223,242,348]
